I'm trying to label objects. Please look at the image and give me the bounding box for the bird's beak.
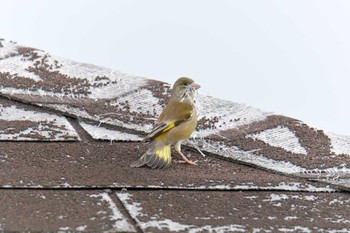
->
[191,82,201,90]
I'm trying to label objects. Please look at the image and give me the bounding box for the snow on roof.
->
[1,39,350,191]
[3,38,350,232]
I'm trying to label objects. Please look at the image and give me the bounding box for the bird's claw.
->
[177,160,198,166]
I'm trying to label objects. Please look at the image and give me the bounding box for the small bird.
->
[131,77,201,169]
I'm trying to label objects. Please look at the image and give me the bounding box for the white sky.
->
[1,0,349,135]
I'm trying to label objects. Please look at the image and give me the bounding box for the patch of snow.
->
[118,192,192,231]
[89,76,146,99]
[265,194,322,205]
[49,56,142,83]
[61,182,71,188]
[323,229,350,233]
[91,192,135,232]
[325,217,350,224]
[0,87,90,99]
[43,103,153,133]
[196,95,273,137]
[143,219,195,232]
[43,104,92,118]
[1,40,147,99]
[1,105,60,123]
[198,139,305,174]
[272,182,334,193]
[117,192,144,217]
[284,216,298,220]
[265,194,289,202]
[252,228,271,233]
[0,40,18,58]
[43,55,147,99]
[246,126,307,155]
[0,184,47,188]
[278,226,311,233]
[0,125,73,141]
[121,182,334,192]
[0,55,42,81]
[303,195,318,201]
[118,192,247,233]
[196,138,350,187]
[0,105,79,141]
[329,197,348,205]
[75,225,87,231]
[194,225,247,233]
[233,182,334,192]
[326,132,350,155]
[110,88,163,116]
[300,165,350,180]
[79,122,142,141]
[145,219,247,233]
[0,74,145,100]
[195,216,225,220]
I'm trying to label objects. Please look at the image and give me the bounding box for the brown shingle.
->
[0,38,349,231]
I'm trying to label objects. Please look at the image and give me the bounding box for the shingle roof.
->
[1,38,350,232]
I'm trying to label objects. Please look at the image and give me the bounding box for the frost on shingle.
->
[0,39,171,135]
[195,95,273,137]
[79,121,142,141]
[0,98,79,141]
[109,88,164,117]
[0,41,146,99]
[117,190,350,232]
[326,132,350,155]
[117,192,197,233]
[194,114,350,189]
[90,192,136,232]
[246,126,307,155]
[0,40,19,60]
[1,39,350,190]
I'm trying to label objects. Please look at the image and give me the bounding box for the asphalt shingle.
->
[1,39,350,232]
[0,190,135,232]
[117,190,350,232]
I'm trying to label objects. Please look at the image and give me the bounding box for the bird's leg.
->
[177,151,198,165]
[174,142,198,166]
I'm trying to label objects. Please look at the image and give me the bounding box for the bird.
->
[131,77,201,169]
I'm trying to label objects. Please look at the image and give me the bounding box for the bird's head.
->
[172,77,201,101]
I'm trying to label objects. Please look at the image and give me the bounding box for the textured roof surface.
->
[1,38,350,232]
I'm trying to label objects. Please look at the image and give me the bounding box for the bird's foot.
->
[177,159,198,166]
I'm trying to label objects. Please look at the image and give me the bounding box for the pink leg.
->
[174,142,197,166]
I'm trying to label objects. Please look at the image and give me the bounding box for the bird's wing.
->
[143,101,194,142]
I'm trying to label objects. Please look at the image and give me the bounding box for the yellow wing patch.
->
[143,111,193,142]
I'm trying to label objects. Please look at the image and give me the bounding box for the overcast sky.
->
[1,0,349,135]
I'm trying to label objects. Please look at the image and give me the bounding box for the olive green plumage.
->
[131,77,200,169]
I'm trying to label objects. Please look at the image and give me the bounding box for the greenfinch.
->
[131,77,201,169]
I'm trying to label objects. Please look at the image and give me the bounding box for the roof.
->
[1,38,350,232]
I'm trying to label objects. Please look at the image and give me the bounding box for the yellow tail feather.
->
[131,145,171,169]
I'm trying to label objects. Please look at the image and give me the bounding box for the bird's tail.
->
[131,145,171,169]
